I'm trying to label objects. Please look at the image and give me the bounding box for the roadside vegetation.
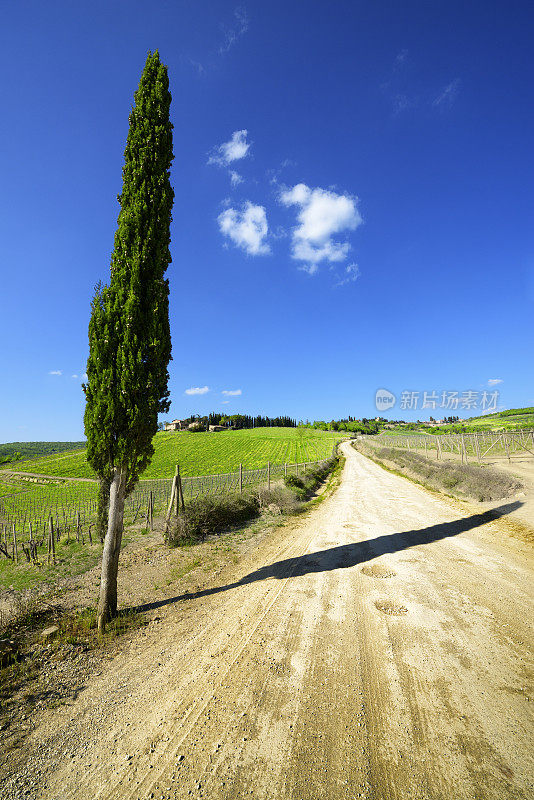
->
[353,441,522,502]
[165,456,339,546]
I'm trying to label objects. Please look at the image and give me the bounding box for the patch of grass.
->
[168,558,203,583]
[0,537,103,592]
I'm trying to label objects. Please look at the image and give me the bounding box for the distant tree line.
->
[307,418,384,434]
[160,414,297,431]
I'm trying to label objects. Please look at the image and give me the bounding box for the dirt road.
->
[6,443,534,799]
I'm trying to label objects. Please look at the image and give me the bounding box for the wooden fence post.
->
[267,461,271,490]
[239,464,243,494]
[12,523,18,564]
[177,468,185,512]
[48,516,56,565]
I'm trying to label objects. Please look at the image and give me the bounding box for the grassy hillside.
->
[6,428,339,479]
[460,407,534,430]
[0,441,86,465]
[384,407,534,435]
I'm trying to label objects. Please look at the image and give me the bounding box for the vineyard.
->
[8,428,338,479]
[376,429,534,463]
[0,429,342,585]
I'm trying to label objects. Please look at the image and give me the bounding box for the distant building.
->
[209,424,225,432]
[164,419,187,431]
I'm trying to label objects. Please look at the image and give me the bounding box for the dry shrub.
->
[165,493,259,547]
[255,485,301,514]
[363,445,522,502]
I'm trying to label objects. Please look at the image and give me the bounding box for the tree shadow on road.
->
[132,501,523,614]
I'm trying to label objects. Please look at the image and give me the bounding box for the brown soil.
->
[1,443,533,800]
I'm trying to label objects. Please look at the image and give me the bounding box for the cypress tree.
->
[83,51,174,631]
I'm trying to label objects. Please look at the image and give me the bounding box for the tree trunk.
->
[97,467,127,633]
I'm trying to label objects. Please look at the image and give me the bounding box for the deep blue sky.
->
[1,0,533,440]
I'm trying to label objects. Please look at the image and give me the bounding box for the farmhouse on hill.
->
[164,419,187,431]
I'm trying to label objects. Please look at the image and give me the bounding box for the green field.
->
[459,408,534,430]
[384,407,534,435]
[6,428,339,480]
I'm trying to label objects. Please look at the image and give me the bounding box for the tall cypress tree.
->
[83,51,174,631]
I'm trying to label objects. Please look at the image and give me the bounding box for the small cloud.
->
[208,130,251,167]
[218,202,270,256]
[71,374,78,379]
[432,79,460,109]
[487,378,503,386]
[186,57,206,75]
[185,386,210,395]
[229,170,243,186]
[395,48,408,67]
[267,159,296,187]
[218,7,249,55]
[335,263,361,287]
[280,183,362,274]
[222,389,242,396]
[392,93,417,115]
[48,370,62,376]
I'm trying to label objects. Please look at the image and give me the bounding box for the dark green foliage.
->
[179,414,297,430]
[83,51,174,493]
[96,478,110,542]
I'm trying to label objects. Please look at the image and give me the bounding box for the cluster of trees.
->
[309,418,383,434]
[161,413,297,431]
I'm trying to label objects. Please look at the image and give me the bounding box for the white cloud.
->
[218,202,270,256]
[487,378,503,386]
[185,386,210,395]
[208,130,250,167]
[222,389,242,396]
[280,184,362,273]
[229,170,243,186]
[432,79,460,109]
[395,48,408,67]
[335,263,361,287]
[71,374,78,379]
[218,7,248,55]
[48,370,62,376]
